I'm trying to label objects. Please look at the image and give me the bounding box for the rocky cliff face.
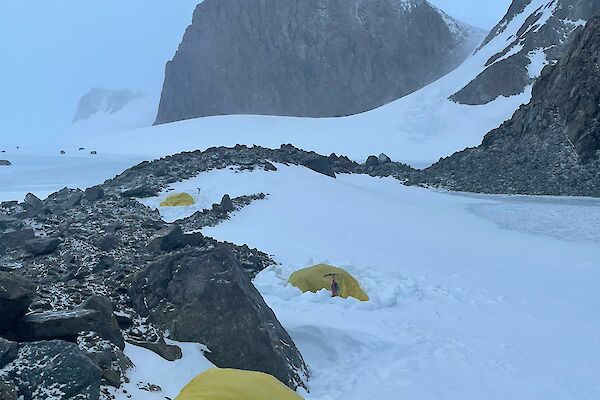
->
[424,14,600,196]
[155,0,483,124]
[451,0,600,105]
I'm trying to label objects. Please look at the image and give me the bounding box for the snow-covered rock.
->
[451,0,600,105]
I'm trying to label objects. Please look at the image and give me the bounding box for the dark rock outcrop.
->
[451,0,600,105]
[424,14,600,196]
[155,0,483,124]
[0,272,36,330]
[0,160,11,166]
[130,246,308,389]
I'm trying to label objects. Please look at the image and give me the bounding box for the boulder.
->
[120,185,159,198]
[378,153,392,164]
[13,295,125,350]
[130,246,308,389]
[0,338,19,368]
[23,193,43,210]
[0,160,11,166]
[0,229,35,252]
[84,186,104,201]
[0,214,17,230]
[64,191,83,208]
[2,340,102,400]
[127,337,182,361]
[96,234,119,252]
[146,225,185,253]
[219,194,234,212]
[0,271,36,330]
[302,156,336,178]
[24,237,59,256]
[365,155,380,167]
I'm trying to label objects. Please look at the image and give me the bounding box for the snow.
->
[527,48,549,77]
[109,341,214,400]
[142,164,600,399]
[0,149,144,202]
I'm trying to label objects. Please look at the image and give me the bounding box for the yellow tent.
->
[288,264,369,301]
[160,193,195,207]
[175,368,304,400]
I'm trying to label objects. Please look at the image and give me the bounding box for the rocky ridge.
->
[451,0,600,105]
[424,14,600,196]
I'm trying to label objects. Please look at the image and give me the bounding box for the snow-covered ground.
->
[0,149,144,202]
[139,164,600,400]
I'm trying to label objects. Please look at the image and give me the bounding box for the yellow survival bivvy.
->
[288,264,369,301]
[175,368,304,400]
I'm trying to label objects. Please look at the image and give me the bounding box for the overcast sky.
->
[0,0,511,146]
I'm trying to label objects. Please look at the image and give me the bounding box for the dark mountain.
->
[451,0,600,105]
[155,0,484,125]
[424,14,600,196]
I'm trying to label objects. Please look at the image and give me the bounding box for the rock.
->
[451,0,600,105]
[0,160,11,166]
[84,186,104,201]
[0,380,18,400]
[60,150,66,154]
[23,193,43,210]
[127,337,182,361]
[0,338,19,368]
[96,234,119,252]
[378,153,392,164]
[2,340,102,400]
[0,229,34,253]
[90,151,97,155]
[365,155,380,167]
[130,246,308,389]
[24,237,60,256]
[0,271,36,330]
[93,255,115,272]
[64,191,83,208]
[423,13,600,196]
[0,214,17,230]
[78,333,132,388]
[155,0,484,124]
[302,156,336,178]
[120,185,158,198]
[13,295,125,350]
[219,194,234,212]
[146,225,185,253]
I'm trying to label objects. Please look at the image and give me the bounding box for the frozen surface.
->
[0,149,144,202]
[144,164,600,400]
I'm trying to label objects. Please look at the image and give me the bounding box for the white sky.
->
[0,0,511,146]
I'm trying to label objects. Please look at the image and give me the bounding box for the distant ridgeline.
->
[154,0,484,124]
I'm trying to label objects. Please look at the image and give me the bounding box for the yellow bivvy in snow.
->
[160,193,195,207]
[288,264,369,301]
[175,368,304,400]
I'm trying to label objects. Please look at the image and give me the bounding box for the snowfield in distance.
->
[140,164,600,400]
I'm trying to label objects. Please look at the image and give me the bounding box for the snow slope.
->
[139,164,600,399]
[71,3,551,166]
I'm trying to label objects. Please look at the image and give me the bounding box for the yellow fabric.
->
[160,193,195,207]
[175,368,304,400]
[288,264,369,301]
